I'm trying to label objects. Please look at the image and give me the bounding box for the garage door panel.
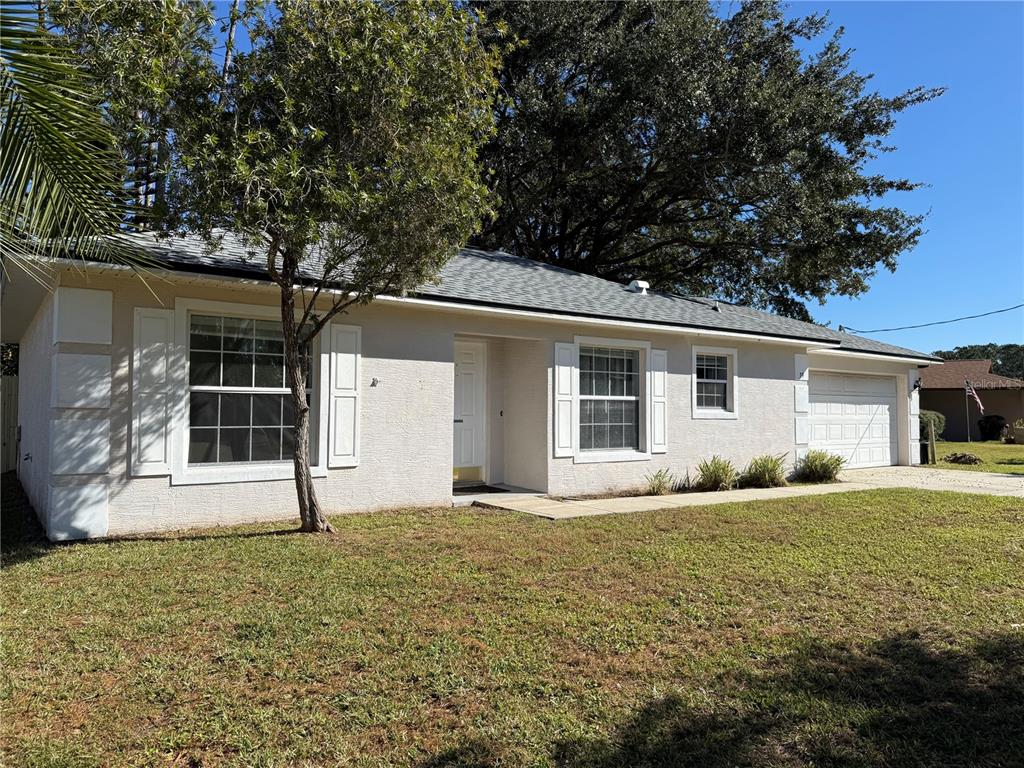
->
[808,372,898,469]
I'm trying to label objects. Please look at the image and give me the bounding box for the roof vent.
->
[628,279,649,295]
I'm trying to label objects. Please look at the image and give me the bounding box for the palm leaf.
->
[0,1,152,277]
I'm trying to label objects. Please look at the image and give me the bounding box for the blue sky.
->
[778,1,1023,352]
[210,1,1023,354]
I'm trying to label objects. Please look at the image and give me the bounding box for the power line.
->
[840,303,1024,334]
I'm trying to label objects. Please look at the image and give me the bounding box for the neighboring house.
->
[1,234,940,541]
[919,359,1024,441]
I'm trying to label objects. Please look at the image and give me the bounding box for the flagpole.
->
[964,379,971,443]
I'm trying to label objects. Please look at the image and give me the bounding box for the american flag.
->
[965,380,985,414]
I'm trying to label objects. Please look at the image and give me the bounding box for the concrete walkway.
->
[472,466,1023,520]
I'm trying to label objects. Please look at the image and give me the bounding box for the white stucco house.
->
[1,234,939,540]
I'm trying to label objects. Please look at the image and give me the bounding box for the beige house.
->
[919,359,1024,441]
[2,235,939,540]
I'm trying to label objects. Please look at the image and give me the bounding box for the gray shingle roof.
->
[107,232,939,362]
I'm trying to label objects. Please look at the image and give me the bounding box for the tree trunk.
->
[280,279,333,533]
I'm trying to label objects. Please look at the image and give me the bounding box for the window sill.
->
[692,409,739,420]
[573,450,651,464]
[171,463,328,486]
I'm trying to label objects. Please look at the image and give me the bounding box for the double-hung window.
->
[579,346,641,451]
[692,346,737,418]
[187,314,312,465]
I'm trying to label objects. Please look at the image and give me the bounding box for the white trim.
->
[572,335,653,463]
[810,349,939,365]
[692,345,739,420]
[169,297,327,485]
[649,348,668,453]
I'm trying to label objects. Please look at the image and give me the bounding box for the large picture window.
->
[187,314,312,465]
[579,346,640,451]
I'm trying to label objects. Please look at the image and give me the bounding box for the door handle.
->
[453,419,464,423]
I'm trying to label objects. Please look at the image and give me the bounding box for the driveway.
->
[840,466,1024,497]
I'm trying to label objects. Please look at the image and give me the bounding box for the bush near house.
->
[738,454,788,488]
[794,450,845,483]
[978,414,1007,441]
[919,409,946,440]
[643,468,677,496]
[693,455,739,491]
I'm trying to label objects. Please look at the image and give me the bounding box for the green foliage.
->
[794,450,845,483]
[0,1,144,271]
[472,0,943,319]
[739,454,788,489]
[644,468,676,496]
[933,344,1023,380]
[919,409,946,440]
[978,415,1007,441]
[6,487,1023,766]
[693,455,738,492]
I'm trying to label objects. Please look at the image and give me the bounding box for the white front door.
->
[808,372,898,468]
[453,341,487,472]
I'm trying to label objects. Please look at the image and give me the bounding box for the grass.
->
[2,488,1023,767]
[929,440,1024,474]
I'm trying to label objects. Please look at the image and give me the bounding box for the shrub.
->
[918,409,946,440]
[978,414,1006,441]
[793,450,845,483]
[644,468,676,496]
[693,455,738,492]
[739,453,788,488]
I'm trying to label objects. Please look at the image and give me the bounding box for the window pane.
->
[594,353,608,372]
[609,425,624,448]
[593,425,609,449]
[189,351,220,386]
[222,353,253,387]
[218,428,250,462]
[622,400,638,425]
[190,315,221,351]
[188,428,218,463]
[255,355,284,388]
[190,392,218,427]
[282,396,297,426]
[579,425,593,450]
[220,394,251,426]
[255,320,284,354]
[223,317,254,352]
[251,428,281,461]
[282,428,296,459]
[580,371,594,397]
[697,381,727,409]
[252,394,283,426]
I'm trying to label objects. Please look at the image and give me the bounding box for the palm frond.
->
[0,1,153,278]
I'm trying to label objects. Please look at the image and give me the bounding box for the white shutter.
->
[650,348,668,453]
[132,308,174,476]
[553,342,577,458]
[328,323,360,468]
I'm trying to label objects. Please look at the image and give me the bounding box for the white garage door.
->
[808,372,898,469]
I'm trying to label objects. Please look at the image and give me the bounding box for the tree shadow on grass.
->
[553,632,1024,768]
[420,632,1024,767]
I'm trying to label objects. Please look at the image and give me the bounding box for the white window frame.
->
[572,335,652,464]
[692,345,738,420]
[170,298,329,485]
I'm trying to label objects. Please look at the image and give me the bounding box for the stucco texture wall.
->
[50,264,921,534]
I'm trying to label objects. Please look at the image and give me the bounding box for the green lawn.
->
[2,490,1023,767]
[930,440,1024,474]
